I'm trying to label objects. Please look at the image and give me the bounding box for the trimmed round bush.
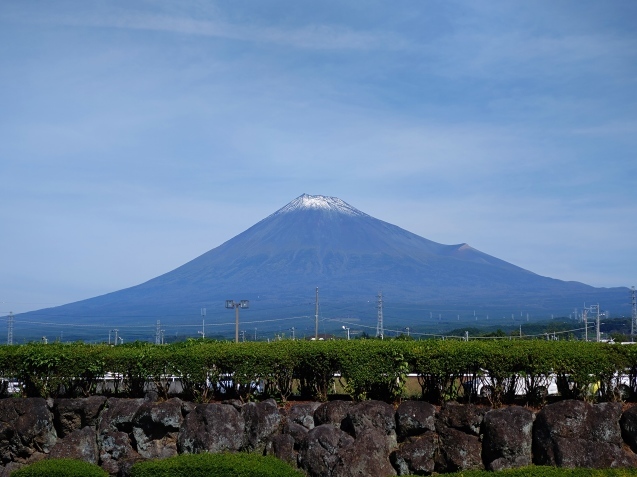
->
[130,452,304,477]
[10,458,108,477]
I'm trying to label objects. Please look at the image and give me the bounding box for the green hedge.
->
[10,458,108,477]
[129,452,304,477]
[0,339,635,404]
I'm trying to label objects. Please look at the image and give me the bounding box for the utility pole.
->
[583,304,601,342]
[198,308,206,340]
[7,312,13,345]
[594,304,601,342]
[155,320,161,345]
[376,291,384,339]
[631,287,637,340]
[290,327,295,340]
[315,287,319,340]
[225,300,249,343]
[112,329,119,346]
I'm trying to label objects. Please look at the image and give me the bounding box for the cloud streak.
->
[25,7,409,52]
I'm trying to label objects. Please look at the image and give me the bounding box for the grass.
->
[129,452,305,477]
[10,458,108,477]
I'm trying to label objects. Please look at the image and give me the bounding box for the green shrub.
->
[130,452,305,477]
[2,338,636,403]
[339,339,408,402]
[10,458,108,477]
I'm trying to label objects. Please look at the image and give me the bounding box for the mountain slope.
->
[18,194,631,338]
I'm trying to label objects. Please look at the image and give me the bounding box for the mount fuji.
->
[17,194,631,341]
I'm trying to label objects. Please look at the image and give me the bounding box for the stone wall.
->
[2,397,637,476]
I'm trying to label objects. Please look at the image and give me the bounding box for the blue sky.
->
[1,1,636,315]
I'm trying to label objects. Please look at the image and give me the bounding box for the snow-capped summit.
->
[273,193,368,217]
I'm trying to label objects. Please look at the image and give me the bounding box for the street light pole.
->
[225,300,249,343]
[342,325,350,340]
[198,308,206,340]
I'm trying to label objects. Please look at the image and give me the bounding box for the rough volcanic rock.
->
[391,431,437,476]
[482,406,534,471]
[334,428,397,477]
[49,426,98,464]
[53,396,106,438]
[436,401,487,436]
[96,398,144,476]
[111,456,144,477]
[0,462,22,477]
[533,399,637,468]
[435,427,483,473]
[98,398,144,434]
[288,402,321,430]
[131,397,183,459]
[241,398,282,452]
[589,402,623,445]
[177,403,244,454]
[222,399,244,411]
[99,430,137,462]
[342,400,397,449]
[314,400,352,428]
[620,405,637,452]
[98,430,141,476]
[0,398,57,464]
[396,401,435,441]
[298,424,355,477]
[265,434,296,467]
[284,421,309,448]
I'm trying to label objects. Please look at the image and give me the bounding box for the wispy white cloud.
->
[27,7,409,52]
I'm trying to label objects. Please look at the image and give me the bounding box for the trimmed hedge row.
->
[1,339,636,404]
